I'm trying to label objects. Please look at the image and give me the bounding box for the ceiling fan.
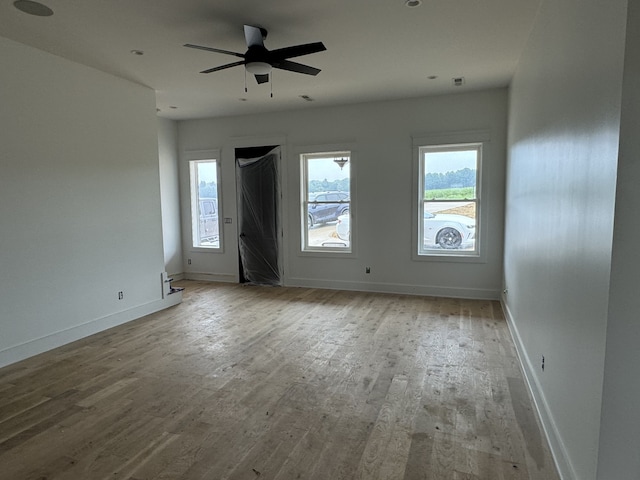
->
[185,25,326,85]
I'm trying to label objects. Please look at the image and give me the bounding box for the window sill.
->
[189,246,223,253]
[412,251,486,263]
[299,248,355,259]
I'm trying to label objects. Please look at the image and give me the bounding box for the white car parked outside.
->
[335,211,475,249]
[422,211,475,249]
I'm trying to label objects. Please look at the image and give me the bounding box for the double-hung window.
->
[189,158,221,249]
[300,151,351,252]
[417,143,481,257]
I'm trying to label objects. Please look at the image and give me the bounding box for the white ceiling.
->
[0,0,541,120]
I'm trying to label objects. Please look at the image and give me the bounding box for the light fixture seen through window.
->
[334,156,348,170]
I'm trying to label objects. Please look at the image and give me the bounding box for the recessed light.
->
[169,106,177,109]
[299,95,314,102]
[427,75,438,80]
[130,50,144,56]
[13,0,53,16]
[405,0,422,7]
[239,98,248,102]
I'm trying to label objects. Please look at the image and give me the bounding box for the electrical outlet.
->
[541,355,545,371]
[187,258,192,265]
[118,291,124,300]
[365,266,371,274]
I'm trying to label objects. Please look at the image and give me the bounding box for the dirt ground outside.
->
[308,223,344,246]
[438,202,476,218]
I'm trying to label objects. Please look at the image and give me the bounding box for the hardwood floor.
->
[0,282,559,480]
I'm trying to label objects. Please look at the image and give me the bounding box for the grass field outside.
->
[424,186,475,201]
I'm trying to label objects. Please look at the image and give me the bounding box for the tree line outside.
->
[199,168,474,200]
[307,168,475,198]
[199,181,217,199]
[425,168,476,200]
[308,178,350,194]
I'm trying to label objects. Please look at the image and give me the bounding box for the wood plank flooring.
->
[0,282,560,479]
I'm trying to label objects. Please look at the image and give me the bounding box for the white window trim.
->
[183,148,224,253]
[295,144,357,258]
[411,130,490,263]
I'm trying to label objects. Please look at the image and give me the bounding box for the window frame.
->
[299,149,355,256]
[412,131,489,263]
[186,151,223,252]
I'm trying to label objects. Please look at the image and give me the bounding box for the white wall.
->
[0,36,175,367]
[178,89,507,299]
[503,0,628,478]
[158,118,183,277]
[597,2,640,478]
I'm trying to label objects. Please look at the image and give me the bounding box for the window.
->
[301,151,351,252]
[189,159,221,249]
[418,143,480,256]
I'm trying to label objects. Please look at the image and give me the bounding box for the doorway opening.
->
[235,145,281,285]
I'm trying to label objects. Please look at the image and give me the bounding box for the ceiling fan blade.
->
[254,74,270,84]
[244,25,265,48]
[200,60,246,74]
[269,42,326,61]
[273,60,321,76]
[184,43,244,58]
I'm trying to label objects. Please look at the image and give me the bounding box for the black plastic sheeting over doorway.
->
[236,145,281,286]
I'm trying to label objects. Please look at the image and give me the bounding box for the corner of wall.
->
[501,296,577,480]
[0,296,181,369]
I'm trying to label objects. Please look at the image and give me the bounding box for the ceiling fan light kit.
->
[245,61,272,75]
[185,25,326,94]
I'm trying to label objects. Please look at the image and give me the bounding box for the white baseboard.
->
[285,277,500,300]
[500,296,576,480]
[184,272,238,283]
[0,293,182,369]
[178,273,499,300]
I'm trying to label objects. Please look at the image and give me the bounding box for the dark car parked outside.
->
[308,192,350,226]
